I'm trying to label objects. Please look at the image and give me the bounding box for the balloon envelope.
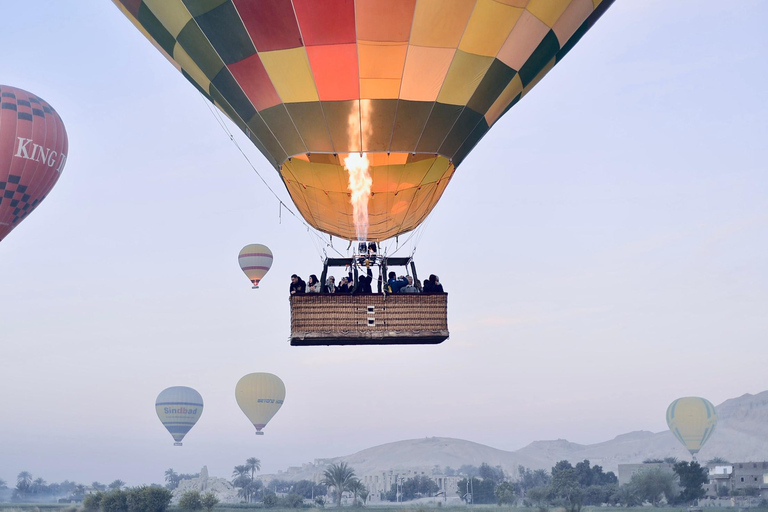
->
[0,85,68,242]
[238,243,273,288]
[235,373,285,435]
[114,0,614,241]
[155,386,204,446]
[666,397,717,457]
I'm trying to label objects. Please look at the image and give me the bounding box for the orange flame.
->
[345,152,372,241]
[345,101,374,241]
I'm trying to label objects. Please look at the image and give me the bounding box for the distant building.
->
[356,470,461,503]
[703,461,768,501]
[618,463,676,486]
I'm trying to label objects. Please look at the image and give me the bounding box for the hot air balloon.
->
[238,243,273,288]
[666,397,718,459]
[0,85,68,242]
[235,373,285,435]
[155,386,204,446]
[113,0,614,242]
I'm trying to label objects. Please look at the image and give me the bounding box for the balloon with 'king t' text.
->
[0,85,68,242]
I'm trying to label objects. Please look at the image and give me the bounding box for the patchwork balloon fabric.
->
[114,0,613,240]
[0,85,68,242]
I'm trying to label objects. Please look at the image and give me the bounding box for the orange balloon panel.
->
[114,0,613,240]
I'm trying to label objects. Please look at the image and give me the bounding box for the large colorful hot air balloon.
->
[235,373,285,435]
[155,386,204,446]
[0,85,68,242]
[238,243,273,288]
[666,397,718,459]
[113,0,613,241]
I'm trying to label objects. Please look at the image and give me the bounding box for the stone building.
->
[355,470,462,503]
[704,462,768,500]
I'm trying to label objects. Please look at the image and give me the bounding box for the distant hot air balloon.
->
[155,386,204,446]
[238,244,273,288]
[0,85,68,242]
[666,397,718,459]
[235,373,285,435]
[113,0,614,242]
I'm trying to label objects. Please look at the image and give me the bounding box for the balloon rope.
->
[199,95,344,260]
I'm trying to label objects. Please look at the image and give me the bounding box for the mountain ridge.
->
[264,391,768,481]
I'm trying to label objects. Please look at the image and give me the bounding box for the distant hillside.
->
[261,391,768,481]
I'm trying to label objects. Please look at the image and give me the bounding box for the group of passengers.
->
[289,271,443,295]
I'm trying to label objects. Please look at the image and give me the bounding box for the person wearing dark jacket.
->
[336,276,352,293]
[289,274,306,295]
[424,274,444,293]
[354,268,373,294]
[387,271,409,294]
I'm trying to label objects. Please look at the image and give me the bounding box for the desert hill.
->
[263,391,768,481]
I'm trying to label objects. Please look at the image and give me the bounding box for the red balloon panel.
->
[0,85,68,242]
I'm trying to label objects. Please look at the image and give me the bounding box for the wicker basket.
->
[290,293,449,346]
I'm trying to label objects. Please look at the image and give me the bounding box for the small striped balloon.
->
[666,396,718,458]
[238,244,273,288]
[155,386,204,446]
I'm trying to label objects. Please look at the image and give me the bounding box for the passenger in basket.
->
[387,271,409,294]
[414,278,423,293]
[425,274,444,293]
[289,274,306,295]
[400,275,419,293]
[336,276,351,293]
[307,274,321,293]
[354,268,373,294]
[324,275,336,294]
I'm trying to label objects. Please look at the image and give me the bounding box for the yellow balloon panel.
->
[235,373,285,434]
[666,397,718,456]
[281,154,455,241]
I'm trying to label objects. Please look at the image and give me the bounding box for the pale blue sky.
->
[0,0,766,486]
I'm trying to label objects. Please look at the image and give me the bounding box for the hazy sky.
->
[1,0,767,488]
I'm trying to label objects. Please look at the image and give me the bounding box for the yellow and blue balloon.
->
[156,386,204,446]
[666,396,718,458]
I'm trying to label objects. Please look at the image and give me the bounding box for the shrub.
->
[201,492,219,512]
[261,492,278,508]
[101,490,129,512]
[83,492,104,510]
[126,486,173,512]
[279,493,303,508]
[178,491,203,511]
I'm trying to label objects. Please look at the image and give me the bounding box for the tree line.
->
[0,472,130,503]
[448,460,710,509]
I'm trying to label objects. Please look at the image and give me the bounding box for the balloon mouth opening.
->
[174,442,183,446]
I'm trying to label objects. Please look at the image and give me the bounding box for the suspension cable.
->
[199,95,346,260]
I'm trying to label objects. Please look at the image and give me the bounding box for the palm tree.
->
[232,465,249,482]
[108,480,125,490]
[17,472,32,492]
[92,482,106,491]
[348,479,365,506]
[321,462,355,507]
[31,478,47,494]
[245,458,261,481]
[164,469,180,490]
